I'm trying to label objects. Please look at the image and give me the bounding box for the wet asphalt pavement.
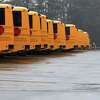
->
[0,50,100,100]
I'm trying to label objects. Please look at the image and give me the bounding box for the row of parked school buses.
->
[0,4,90,54]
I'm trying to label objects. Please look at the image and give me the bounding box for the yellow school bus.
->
[0,4,14,53]
[78,29,85,48]
[53,21,66,50]
[78,29,90,49]
[13,7,31,52]
[28,11,41,50]
[60,22,66,50]
[83,32,90,48]
[65,24,80,49]
[40,14,48,49]
[46,19,54,50]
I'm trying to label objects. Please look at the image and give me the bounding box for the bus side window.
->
[0,8,5,25]
[29,15,33,28]
[13,11,22,27]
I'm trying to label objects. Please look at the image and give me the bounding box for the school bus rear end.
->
[77,29,84,48]
[0,4,14,53]
[83,31,90,48]
[60,22,66,49]
[13,7,31,52]
[53,21,60,49]
[40,15,48,50]
[28,11,41,50]
[47,19,54,50]
[77,29,88,49]
[65,24,79,49]
[53,21,66,50]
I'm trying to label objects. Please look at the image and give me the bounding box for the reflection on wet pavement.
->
[0,50,100,100]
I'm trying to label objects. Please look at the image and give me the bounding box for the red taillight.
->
[54,33,57,39]
[14,27,21,36]
[66,35,70,40]
[0,26,4,35]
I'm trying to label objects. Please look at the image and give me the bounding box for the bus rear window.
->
[13,11,22,27]
[65,27,70,35]
[47,22,49,32]
[0,8,5,25]
[40,17,42,29]
[53,23,58,33]
[29,15,33,28]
